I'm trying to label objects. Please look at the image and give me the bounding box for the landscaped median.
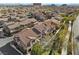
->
[49,23,68,55]
[61,21,72,55]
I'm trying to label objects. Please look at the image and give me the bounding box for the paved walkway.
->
[61,21,71,55]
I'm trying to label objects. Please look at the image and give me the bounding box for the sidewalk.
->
[10,43,23,55]
[61,21,71,55]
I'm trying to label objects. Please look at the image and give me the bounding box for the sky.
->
[0,0,79,4]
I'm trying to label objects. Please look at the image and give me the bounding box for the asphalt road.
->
[0,37,21,55]
[72,15,79,55]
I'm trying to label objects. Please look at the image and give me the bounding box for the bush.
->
[31,43,44,55]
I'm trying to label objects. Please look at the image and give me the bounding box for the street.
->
[0,37,21,55]
[72,15,79,54]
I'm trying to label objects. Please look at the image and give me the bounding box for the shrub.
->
[31,43,44,55]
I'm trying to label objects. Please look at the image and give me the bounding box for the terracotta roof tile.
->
[14,28,38,46]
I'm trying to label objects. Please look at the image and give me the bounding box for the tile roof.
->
[14,19,60,47]
[14,28,38,46]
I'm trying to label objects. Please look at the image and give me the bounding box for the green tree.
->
[62,17,69,23]
[31,43,44,55]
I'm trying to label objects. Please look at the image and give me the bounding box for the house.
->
[5,22,15,26]
[6,18,37,33]
[8,22,20,30]
[32,12,46,22]
[32,19,60,35]
[13,28,38,54]
[7,22,20,33]
[20,18,37,26]
[33,3,41,7]
[0,18,8,22]
[13,19,60,54]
